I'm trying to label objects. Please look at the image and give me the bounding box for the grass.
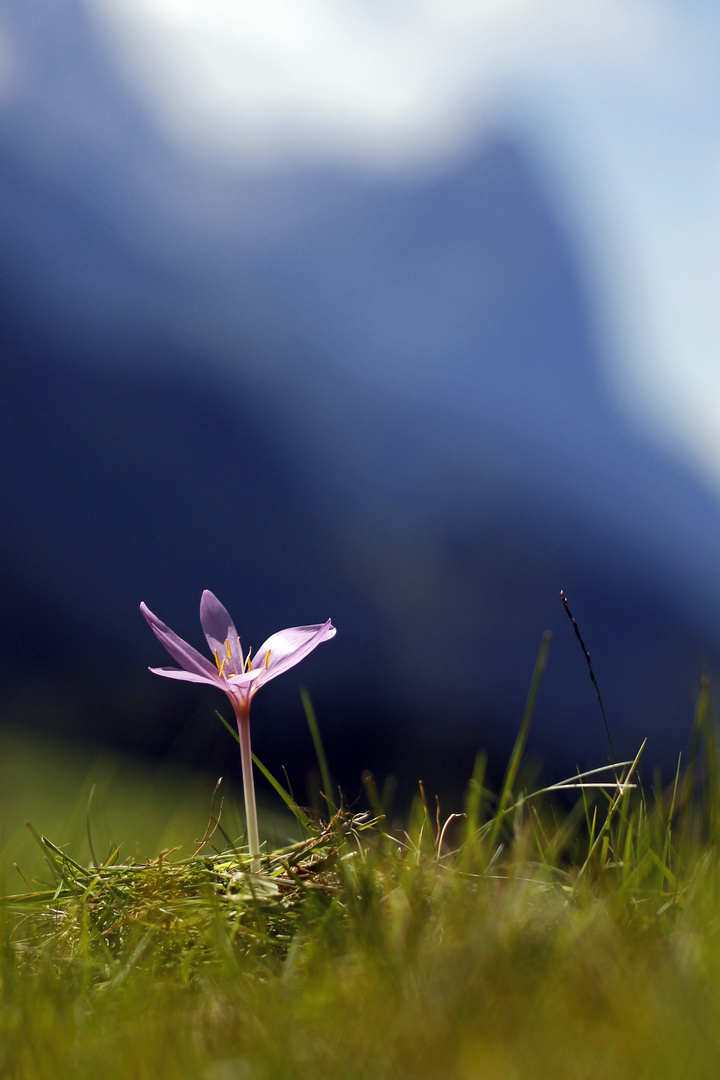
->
[3,648,720,1078]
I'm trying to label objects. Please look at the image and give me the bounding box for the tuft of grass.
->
[3,655,720,1078]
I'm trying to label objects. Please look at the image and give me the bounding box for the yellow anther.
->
[218,657,227,677]
[247,657,252,671]
[225,639,232,660]
[265,649,271,670]
[214,648,222,673]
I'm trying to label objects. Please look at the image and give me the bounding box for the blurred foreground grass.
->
[3,654,720,1079]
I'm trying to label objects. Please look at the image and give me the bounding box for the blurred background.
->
[2,0,720,855]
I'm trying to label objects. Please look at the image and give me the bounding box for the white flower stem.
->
[236,705,261,871]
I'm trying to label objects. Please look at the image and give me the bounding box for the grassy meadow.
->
[3,644,720,1079]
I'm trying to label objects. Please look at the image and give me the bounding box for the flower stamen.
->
[265,649,271,670]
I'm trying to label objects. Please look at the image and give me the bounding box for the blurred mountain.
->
[1,0,720,800]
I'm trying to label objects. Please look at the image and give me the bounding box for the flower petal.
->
[148,665,223,687]
[226,669,262,687]
[140,601,219,680]
[251,620,336,690]
[199,590,244,675]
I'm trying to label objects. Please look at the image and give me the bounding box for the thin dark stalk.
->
[560,590,617,764]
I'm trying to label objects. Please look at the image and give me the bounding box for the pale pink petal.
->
[140,601,219,680]
[226,669,262,688]
[149,665,222,688]
[250,620,336,690]
[199,590,244,675]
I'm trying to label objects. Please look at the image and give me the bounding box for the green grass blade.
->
[216,709,312,831]
[251,754,312,832]
[301,687,336,814]
[488,631,551,851]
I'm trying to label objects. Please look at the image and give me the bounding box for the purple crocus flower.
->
[140,590,336,867]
